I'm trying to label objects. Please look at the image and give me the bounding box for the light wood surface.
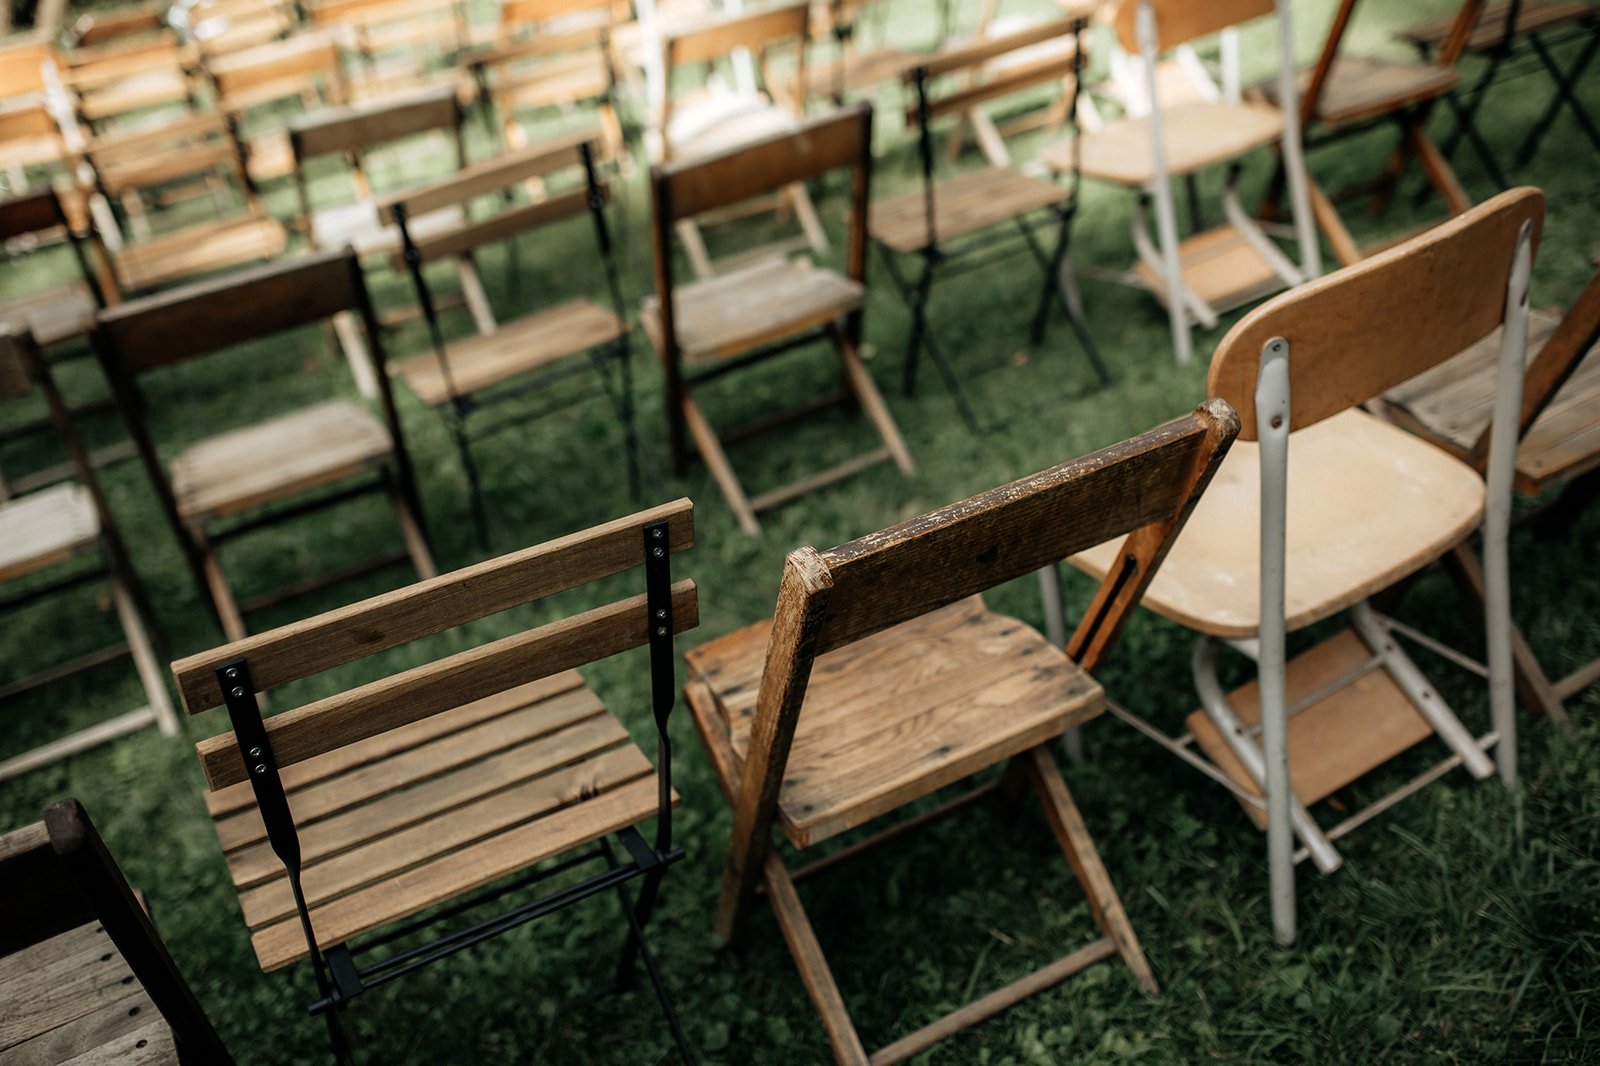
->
[1131,223,1284,311]
[1063,101,1283,186]
[0,482,100,584]
[0,285,97,348]
[1281,55,1458,127]
[870,167,1067,254]
[1399,0,1595,55]
[111,216,288,294]
[1112,0,1273,52]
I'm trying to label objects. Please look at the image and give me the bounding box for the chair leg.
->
[614,869,696,1064]
[1305,175,1364,267]
[446,411,493,552]
[1406,120,1472,216]
[385,463,438,579]
[1021,745,1158,994]
[682,394,761,536]
[786,181,830,257]
[106,552,178,737]
[762,851,871,1066]
[192,523,248,642]
[676,219,716,279]
[831,325,914,476]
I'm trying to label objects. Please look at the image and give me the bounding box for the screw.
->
[231,686,245,699]
[254,764,267,775]
[655,626,667,637]
[652,546,665,558]
[248,746,262,758]
[651,527,663,539]
[224,668,239,681]
[655,608,666,619]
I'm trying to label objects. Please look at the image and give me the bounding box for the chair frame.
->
[1,799,233,1064]
[0,327,178,781]
[174,501,699,1064]
[689,400,1240,1063]
[93,248,436,643]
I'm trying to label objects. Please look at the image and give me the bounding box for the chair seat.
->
[309,198,462,256]
[390,298,625,406]
[0,283,97,347]
[663,89,798,162]
[201,672,669,971]
[243,129,295,184]
[1071,409,1486,639]
[1400,0,1596,54]
[95,141,237,197]
[1385,310,1600,493]
[1055,100,1283,186]
[685,597,1104,848]
[871,166,1068,254]
[0,919,179,1062]
[1268,56,1458,127]
[0,482,99,584]
[114,214,287,292]
[641,256,863,364]
[170,398,392,522]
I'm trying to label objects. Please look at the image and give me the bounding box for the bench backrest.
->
[209,34,348,113]
[908,15,1083,125]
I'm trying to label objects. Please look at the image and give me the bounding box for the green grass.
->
[2,1,1598,1062]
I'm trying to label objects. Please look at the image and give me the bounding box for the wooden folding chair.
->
[685,400,1240,1063]
[1263,0,1487,268]
[305,0,477,102]
[1399,0,1600,183]
[1042,0,1320,367]
[644,103,913,536]
[872,13,1108,434]
[1385,259,1600,724]
[384,132,639,538]
[206,33,353,185]
[178,0,301,62]
[0,328,176,781]
[55,35,203,136]
[1,798,233,1063]
[652,0,829,279]
[1073,187,1543,944]
[94,249,436,643]
[64,3,171,51]
[174,500,699,1063]
[469,0,626,158]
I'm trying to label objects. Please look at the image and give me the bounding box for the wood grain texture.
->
[871,167,1066,254]
[0,483,100,584]
[1112,0,1273,52]
[376,130,591,222]
[642,256,862,363]
[1062,100,1282,186]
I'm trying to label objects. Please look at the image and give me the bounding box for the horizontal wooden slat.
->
[176,500,693,712]
[665,1,809,66]
[922,54,1078,123]
[289,86,459,161]
[0,924,139,1052]
[376,130,591,223]
[410,188,591,261]
[196,580,698,788]
[918,15,1078,79]
[0,990,162,1064]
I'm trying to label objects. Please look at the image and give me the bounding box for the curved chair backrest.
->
[1113,0,1271,52]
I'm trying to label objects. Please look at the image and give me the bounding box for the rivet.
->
[1270,415,1283,430]
[651,527,664,539]
[655,608,666,619]
[248,747,262,758]
[652,546,665,558]
[231,686,245,698]
[254,764,267,775]
[224,668,239,681]
[655,626,667,637]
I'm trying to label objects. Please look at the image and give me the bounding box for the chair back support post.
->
[643,518,678,850]
[911,65,938,253]
[581,140,629,325]
[1132,0,1191,364]
[1271,0,1321,279]
[392,200,464,407]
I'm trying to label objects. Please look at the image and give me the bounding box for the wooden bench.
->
[174,500,698,1062]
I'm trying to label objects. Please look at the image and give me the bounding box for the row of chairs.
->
[3,184,1594,1064]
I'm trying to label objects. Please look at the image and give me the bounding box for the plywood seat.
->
[114,214,287,292]
[1054,100,1283,186]
[1272,56,1458,128]
[0,482,99,583]
[870,165,1069,255]
[1072,409,1486,639]
[201,672,670,972]
[309,199,462,256]
[1400,0,1595,53]
[390,298,625,407]
[170,398,392,522]
[664,90,798,161]
[0,283,97,347]
[0,919,180,1063]
[641,256,863,365]
[1385,310,1600,491]
[686,597,1104,848]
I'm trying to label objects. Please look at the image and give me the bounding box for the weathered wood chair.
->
[1072,187,1542,944]
[1385,259,1600,724]
[685,400,1241,1063]
[206,33,353,186]
[1042,0,1321,367]
[384,132,638,538]
[0,798,233,1063]
[0,328,177,781]
[872,13,1107,434]
[94,249,436,643]
[175,500,698,1063]
[644,103,913,536]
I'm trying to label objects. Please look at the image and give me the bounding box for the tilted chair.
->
[686,401,1241,1063]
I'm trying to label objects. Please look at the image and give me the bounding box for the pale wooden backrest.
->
[289,86,461,162]
[209,34,345,110]
[1113,0,1272,52]
[0,100,61,146]
[377,130,590,223]
[913,15,1082,124]
[663,0,809,67]
[176,500,698,789]
[1208,186,1545,440]
[0,41,59,97]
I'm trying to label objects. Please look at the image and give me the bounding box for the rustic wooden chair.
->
[1399,1,1600,183]
[55,35,203,136]
[1072,187,1542,944]
[685,400,1241,1063]
[1041,0,1320,367]
[93,249,436,643]
[0,328,177,781]
[305,0,477,102]
[206,33,353,186]
[64,2,171,51]
[0,799,233,1063]
[644,103,913,536]
[383,132,638,539]
[652,0,829,279]
[75,112,289,299]
[469,0,625,157]
[872,13,1107,434]
[1385,259,1600,724]
[174,500,699,1063]
[1261,0,1486,268]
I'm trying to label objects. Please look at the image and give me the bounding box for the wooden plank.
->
[0,927,139,1052]
[0,483,100,584]
[922,53,1077,123]
[376,130,590,222]
[55,1017,175,1066]
[762,852,869,1066]
[1067,100,1282,186]
[871,167,1066,254]
[174,500,693,713]
[195,580,698,788]
[664,1,808,67]
[409,189,590,262]
[647,257,861,363]
[1113,0,1273,53]
[0,991,158,1065]
[918,15,1079,79]
[289,86,458,161]
[112,216,287,294]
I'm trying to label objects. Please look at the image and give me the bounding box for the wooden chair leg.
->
[1306,176,1364,267]
[106,554,178,737]
[387,469,437,580]
[762,851,871,1066]
[676,219,716,279]
[831,326,914,476]
[191,523,248,642]
[787,182,831,257]
[1407,121,1472,216]
[331,310,380,398]
[683,394,761,536]
[1022,745,1158,994]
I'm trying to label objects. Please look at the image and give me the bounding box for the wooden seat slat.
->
[1400,0,1596,52]
[870,167,1068,255]
[0,991,165,1065]
[0,483,100,584]
[0,285,98,347]
[1282,56,1459,127]
[113,215,288,293]
[0,924,143,1054]
[49,1016,177,1065]
[1061,101,1283,187]
[249,774,663,970]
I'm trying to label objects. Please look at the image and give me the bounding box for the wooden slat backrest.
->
[180,500,697,789]
[918,14,1079,80]
[0,186,69,243]
[501,0,613,24]
[1112,0,1273,52]
[1300,0,1488,125]
[654,102,868,221]
[376,131,590,222]
[1209,186,1544,440]
[0,100,61,145]
[289,86,460,162]
[83,113,240,192]
[407,188,596,262]
[0,41,58,97]
[69,3,166,46]
[94,249,365,374]
[918,50,1079,125]
[663,0,809,66]
[210,34,344,107]
[63,40,195,90]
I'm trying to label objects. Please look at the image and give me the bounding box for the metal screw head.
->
[655,626,667,637]
[224,668,239,681]
[655,608,666,619]
[651,527,664,539]
[248,746,262,758]
[230,686,246,699]
[652,546,665,558]
[253,764,267,775]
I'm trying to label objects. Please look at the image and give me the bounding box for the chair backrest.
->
[209,34,349,114]
[66,3,168,48]
[1208,187,1544,441]
[82,112,256,206]
[502,0,614,28]
[740,399,1238,805]
[656,0,808,131]
[173,498,697,788]
[1112,0,1270,52]
[0,40,60,98]
[0,186,110,310]
[0,799,233,1062]
[907,15,1083,127]
[0,99,66,160]
[290,85,464,163]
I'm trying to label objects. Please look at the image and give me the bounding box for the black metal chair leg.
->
[919,325,983,435]
[323,1003,355,1066]
[1516,33,1600,165]
[902,262,934,398]
[613,871,695,1064]
[449,410,492,552]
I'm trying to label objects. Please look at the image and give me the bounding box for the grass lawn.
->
[2,0,1597,1061]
